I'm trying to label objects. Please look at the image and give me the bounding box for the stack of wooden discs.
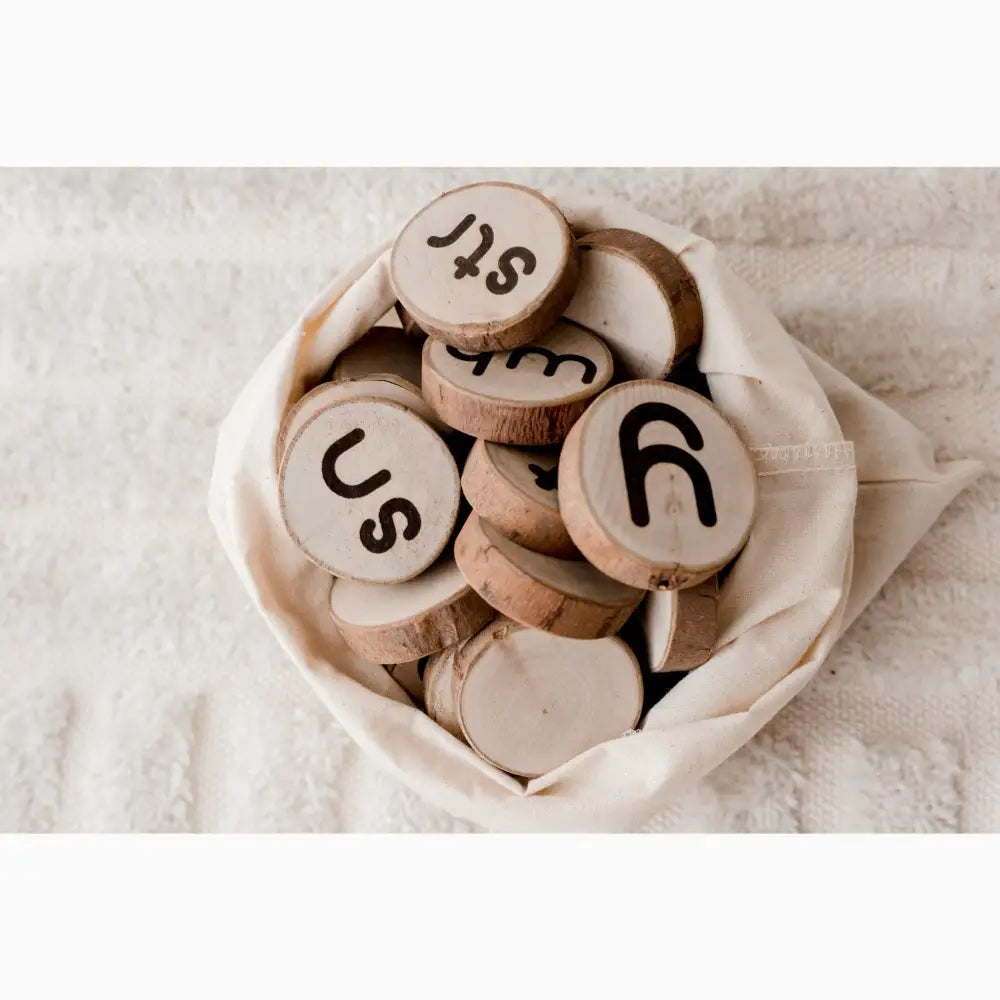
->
[278,182,759,780]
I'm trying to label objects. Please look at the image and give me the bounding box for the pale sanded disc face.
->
[332,326,424,388]
[424,319,612,406]
[278,375,438,462]
[565,245,678,379]
[568,381,757,576]
[640,588,678,669]
[458,628,642,778]
[280,398,459,582]
[329,557,471,627]
[391,183,573,333]
[484,441,561,513]
[479,519,638,606]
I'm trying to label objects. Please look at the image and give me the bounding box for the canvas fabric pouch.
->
[208,194,981,831]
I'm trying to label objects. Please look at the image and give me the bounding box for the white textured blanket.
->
[1,168,996,832]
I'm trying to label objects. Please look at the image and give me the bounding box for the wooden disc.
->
[559,380,758,590]
[452,617,643,778]
[330,326,425,388]
[564,228,703,379]
[376,307,404,329]
[280,397,460,583]
[328,556,493,663]
[394,301,425,337]
[277,374,444,464]
[460,439,576,558]
[454,514,642,639]
[384,658,425,704]
[422,643,466,741]
[421,319,613,445]
[390,182,579,351]
[640,576,719,673]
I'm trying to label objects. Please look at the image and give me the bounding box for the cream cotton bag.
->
[208,194,981,832]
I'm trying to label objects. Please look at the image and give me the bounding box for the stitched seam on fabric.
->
[751,441,856,476]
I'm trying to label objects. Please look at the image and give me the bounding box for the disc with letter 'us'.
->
[280,397,460,583]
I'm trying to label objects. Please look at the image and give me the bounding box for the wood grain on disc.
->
[641,576,718,673]
[564,228,703,379]
[454,514,642,639]
[460,439,576,558]
[422,319,613,445]
[559,380,758,590]
[280,397,460,583]
[277,374,444,464]
[422,643,467,740]
[390,182,579,351]
[329,325,425,387]
[328,556,493,663]
[453,617,643,778]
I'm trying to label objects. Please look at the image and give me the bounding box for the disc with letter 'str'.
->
[422,319,613,445]
[390,182,579,352]
[559,381,758,590]
[280,397,460,583]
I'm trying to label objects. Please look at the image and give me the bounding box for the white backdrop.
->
[1,168,997,832]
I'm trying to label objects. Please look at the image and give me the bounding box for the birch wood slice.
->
[280,397,460,583]
[564,228,703,379]
[330,326,425,388]
[390,182,579,351]
[452,617,643,778]
[384,658,425,704]
[559,380,758,590]
[454,515,642,639]
[422,643,466,741]
[641,575,719,673]
[461,439,576,558]
[375,306,403,329]
[328,556,493,663]
[277,374,446,465]
[394,301,425,337]
[422,319,613,445]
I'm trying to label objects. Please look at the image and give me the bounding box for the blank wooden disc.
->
[394,301,425,337]
[277,374,444,464]
[421,319,613,445]
[390,182,579,351]
[376,307,404,329]
[564,228,703,379]
[280,397,460,583]
[454,514,642,639]
[422,643,467,740]
[641,575,719,673]
[329,326,425,388]
[460,439,576,558]
[452,617,643,778]
[559,380,758,590]
[384,658,425,704]
[328,556,493,663]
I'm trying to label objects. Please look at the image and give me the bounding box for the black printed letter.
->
[445,345,494,376]
[453,224,494,279]
[322,428,391,498]
[618,403,717,528]
[486,247,536,295]
[427,214,476,248]
[359,497,422,554]
[528,463,558,491]
[505,346,597,384]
